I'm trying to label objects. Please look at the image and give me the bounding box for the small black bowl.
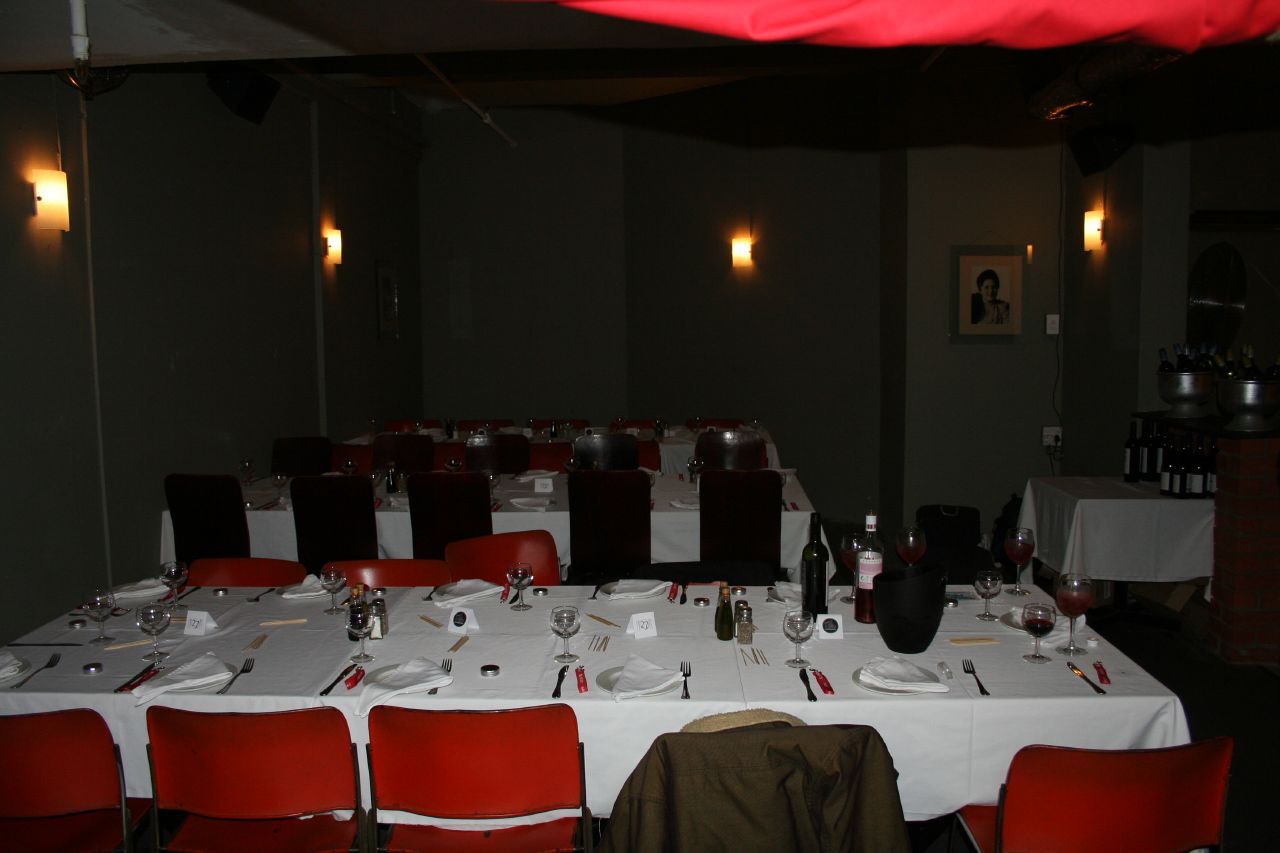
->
[872,563,947,654]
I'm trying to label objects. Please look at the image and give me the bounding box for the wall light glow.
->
[1083,209,1104,251]
[324,228,343,264]
[731,236,753,268]
[32,169,70,231]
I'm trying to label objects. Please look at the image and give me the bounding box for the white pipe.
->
[69,0,90,62]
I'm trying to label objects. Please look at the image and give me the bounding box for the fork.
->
[680,661,691,699]
[217,658,255,694]
[10,653,60,689]
[961,659,990,696]
[429,658,452,695]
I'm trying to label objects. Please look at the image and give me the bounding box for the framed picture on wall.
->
[950,245,1026,341]
[377,263,399,341]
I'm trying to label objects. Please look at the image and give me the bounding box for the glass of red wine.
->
[1054,573,1094,657]
[838,533,862,604]
[1004,527,1035,596]
[896,526,927,567]
[1021,603,1056,663]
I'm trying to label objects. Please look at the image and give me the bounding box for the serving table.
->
[0,583,1187,822]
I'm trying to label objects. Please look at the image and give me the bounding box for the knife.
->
[319,664,356,696]
[551,665,569,698]
[679,583,688,605]
[1067,661,1106,694]
[798,668,818,701]
[114,662,158,693]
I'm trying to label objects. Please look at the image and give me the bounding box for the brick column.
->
[1208,436,1280,663]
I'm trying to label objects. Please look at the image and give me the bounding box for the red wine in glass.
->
[1055,573,1093,656]
[1022,602,1056,664]
[1004,528,1035,596]
[1055,588,1095,618]
[895,526,927,567]
[838,535,861,604]
[1024,617,1055,638]
[1004,540,1034,567]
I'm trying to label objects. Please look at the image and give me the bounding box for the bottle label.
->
[1160,471,1170,491]
[1207,472,1217,493]
[1187,473,1204,494]
[864,515,877,532]
[856,551,883,590]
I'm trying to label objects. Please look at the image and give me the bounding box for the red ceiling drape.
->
[553,0,1280,51]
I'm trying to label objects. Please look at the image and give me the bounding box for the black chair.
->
[164,474,250,566]
[915,504,995,585]
[694,430,768,470]
[646,560,778,586]
[270,436,332,476]
[290,475,378,575]
[572,433,640,471]
[465,433,530,474]
[700,469,782,569]
[567,470,650,583]
[407,472,493,560]
[372,433,435,473]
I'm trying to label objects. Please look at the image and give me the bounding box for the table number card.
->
[183,611,219,636]
[625,612,658,639]
[448,607,480,635]
[817,614,844,640]
[534,477,554,494]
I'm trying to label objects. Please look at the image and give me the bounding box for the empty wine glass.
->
[550,605,581,663]
[238,458,255,485]
[687,457,705,485]
[160,561,189,611]
[340,457,358,476]
[487,471,501,500]
[348,600,374,663]
[973,568,1002,621]
[1004,528,1035,596]
[1022,603,1056,664]
[896,525,927,567]
[137,603,171,662]
[271,472,289,503]
[507,562,534,611]
[838,533,862,603]
[783,610,815,668]
[1055,573,1095,657]
[83,589,115,645]
[321,567,346,615]
[444,457,462,473]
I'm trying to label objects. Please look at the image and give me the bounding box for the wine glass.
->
[271,472,289,503]
[1004,528,1035,596]
[487,471,501,500]
[973,568,1002,621]
[160,561,189,611]
[1055,573,1094,657]
[1021,603,1056,663]
[136,603,171,662]
[507,563,534,611]
[444,457,462,473]
[238,458,255,485]
[896,526,927,567]
[348,600,374,663]
[321,567,346,615]
[783,610,815,668]
[550,606,581,663]
[687,457,705,485]
[83,589,116,645]
[340,457,358,476]
[838,533,862,603]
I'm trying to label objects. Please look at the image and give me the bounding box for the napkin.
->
[112,577,169,601]
[0,651,24,679]
[354,657,454,716]
[515,469,558,483]
[669,496,700,510]
[601,580,669,601]
[611,654,684,701]
[133,653,235,705]
[857,656,950,694]
[278,575,328,599]
[1005,606,1086,646]
[768,583,842,605]
[509,497,553,512]
[431,579,503,606]
[388,494,409,509]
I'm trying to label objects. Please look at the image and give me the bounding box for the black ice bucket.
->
[872,563,947,654]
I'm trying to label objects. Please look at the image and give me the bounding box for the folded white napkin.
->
[510,497,553,512]
[354,657,454,716]
[388,494,409,509]
[612,654,684,701]
[1004,606,1086,646]
[602,580,669,601]
[515,469,558,482]
[0,651,25,679]
[768,582,841,605]
[133,653,235,705]
[669,496,700,510]
[112,577,169,601]
[279,575,328,599]
[431,579,503,606]
[857,656,950,694]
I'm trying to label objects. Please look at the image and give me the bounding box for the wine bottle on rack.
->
[801,513,829,616]
[1139,421,1158,482]
[1159,437,1174,496]
[854,510,883,624]
[1123,422,1140,483]
[1206,438,1218,497]
[1185,436,1206,499]
[1175,344,1195,371]
[1170,438,1187,499]
[1242,344,1261,379]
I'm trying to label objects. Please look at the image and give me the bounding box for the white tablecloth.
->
[1,584,1187,822]
[1018,477,1214,582]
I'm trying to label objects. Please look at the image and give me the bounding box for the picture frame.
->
[950,245,1025,342]
[376,263,399,341]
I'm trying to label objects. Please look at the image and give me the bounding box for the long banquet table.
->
[1,582,1188,822]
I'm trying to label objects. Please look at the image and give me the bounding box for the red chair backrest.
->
[638,439,661,470]
[368,705,581,818]
[529,441,574,472]
[325,559,450,588]
[330,443,373,475]
[188,558,308,586]
[146,706,358,819]
[0,709,121,816]
[445,530,561,585]
[999,738,1233,852]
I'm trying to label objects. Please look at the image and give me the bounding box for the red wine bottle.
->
[1170,438,1188,499]
[1186,436,1207,499]
[1205,439,1218,497]
[1123,421,1140,482]
[801,513,829,616]
[1159,437,1174,496]
[854,510,883,624]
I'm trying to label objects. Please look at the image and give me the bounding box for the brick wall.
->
[1209,437,1280,663]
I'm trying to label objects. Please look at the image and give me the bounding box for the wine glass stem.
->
[329,592,337,610]
[152,637,161,659]
[359,636,367,659]
[983,598,991,618]
[98,621,107,642]
[563,637,570,657]
[795,642,802,660]
[1068,616,1077,650]
[1034,636,1041,657]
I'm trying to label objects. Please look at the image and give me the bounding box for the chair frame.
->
[444,530,561,586]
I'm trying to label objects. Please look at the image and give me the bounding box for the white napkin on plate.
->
[515,469,558,483]
[602,580,669,600]
[0,651,25,679]
[857,656,950,693]
[612,654,684,701]
[112,577,168,601]
[431,579,502,606]
[510,497,553,512]
[768,582,841,605]
[669,496,700,510]
[1004,606,1085,646]
[279,575,328,599]
[133,653,235,705]
[354,657,454,717]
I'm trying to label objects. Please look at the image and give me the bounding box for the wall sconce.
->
[32,169,70,231]
[324,228,343,264]
[731,236,753,268]
[1083,209,1104,251]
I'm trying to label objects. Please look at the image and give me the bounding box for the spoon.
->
[10,653,61,689]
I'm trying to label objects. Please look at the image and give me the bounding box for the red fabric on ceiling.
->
[555,0,1280,51]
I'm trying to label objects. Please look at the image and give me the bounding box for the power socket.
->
[1041,426,1063,447]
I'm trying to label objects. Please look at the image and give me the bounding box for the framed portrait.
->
[950,245,1025,341]
[376,263,399,341]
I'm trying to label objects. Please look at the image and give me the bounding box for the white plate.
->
[852,666,942,696]
[595,665,681,697]
[430,580,502,601]
[998,610,1026,632]
[0,659,32,684]
[510,497,554,511]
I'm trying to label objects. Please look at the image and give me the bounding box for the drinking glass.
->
[340,457,358,476]
[783,610,814,668]
[896,526,927,567]
[687,457,705,485]
[238,458,255,485]
[487,471,501,500]
[973,568,1002,621]
[83,589,115,645]
[271,472,289,503]
[507,562,534,611]
[348,600,374,663]
[1055,573,1094,657]
[321,567,346,615]
[137,603,171,662]
[444,457,462,473]
[838,533,862,603]
[1004,528,1035,596]
[159,561,189,611]
[550,606,581,663]
[1021,603,1056,664]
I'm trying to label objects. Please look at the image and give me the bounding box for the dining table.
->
[0,581,1187,823]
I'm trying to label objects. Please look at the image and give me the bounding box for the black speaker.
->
[206,71,280,125]
[1068,123,1135,176]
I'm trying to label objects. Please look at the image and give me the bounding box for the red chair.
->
[700,469,782,569]
[959,738,1234,853]
[638,440,661,470]
[188,557,307,587]
[456,419,514,432]
[407,472,493,559]
[529,418,589,430]
[331,443,374,475]
[325,559,450,588]
[445,530,561,586]
[146,706,362,852]
[164,473,250,566]
[367,704,590,852]
[384,418,442,433]
[529,441,574,472]
[0,709,150,853]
